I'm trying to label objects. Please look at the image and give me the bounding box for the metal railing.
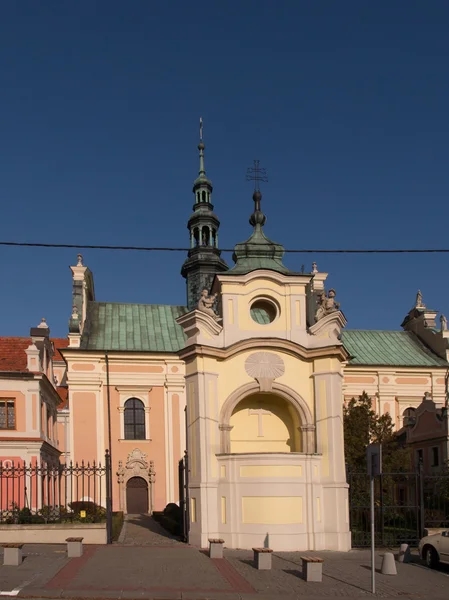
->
[0,451,111,530]
[348,466,449,547]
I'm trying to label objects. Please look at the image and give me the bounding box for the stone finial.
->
[440,314,447,332]
[197,289,221,321]
[312,262,318,274]
[415,290,424,308]
[77,254,83,267]
[72,305,79,319]
[37,318,48,329]
[315,289,340,322]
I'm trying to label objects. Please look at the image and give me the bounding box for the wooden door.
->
[126,477,149,514]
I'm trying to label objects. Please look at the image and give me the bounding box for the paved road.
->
[1,537,448,600]
[118,514,184,546]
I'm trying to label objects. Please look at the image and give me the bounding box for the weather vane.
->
[199,117,203,142]
[246,160,268,191]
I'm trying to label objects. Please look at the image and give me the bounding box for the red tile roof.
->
[53,338,69,361]
[0,336,69,372]
[57,386,69,410]
[0,337,31,372]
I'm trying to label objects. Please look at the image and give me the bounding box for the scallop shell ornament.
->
[245,352,285,391]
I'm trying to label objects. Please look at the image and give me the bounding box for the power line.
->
[1,241,449,254]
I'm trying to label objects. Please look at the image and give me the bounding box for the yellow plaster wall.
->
[201,352,315,416]
[242,496,303,524]
[230,393,299,453]
[240,465,302,477]
[220,277,306,334]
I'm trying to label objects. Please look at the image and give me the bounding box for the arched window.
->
[403,407,416,427]
[124,398,145,440]
[202,190,206,202]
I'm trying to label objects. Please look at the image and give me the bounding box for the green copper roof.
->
[80,301,447,367]
[342,330,448,367]
[81,302,188,352]
[227,189,291,276]
[229,223,290,276]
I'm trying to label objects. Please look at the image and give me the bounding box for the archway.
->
[230,392,300,453]
[219,381,315,453]
[126,477,149,514]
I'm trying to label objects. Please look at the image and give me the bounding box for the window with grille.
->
[0,400,15,430]
[124,398,146,440]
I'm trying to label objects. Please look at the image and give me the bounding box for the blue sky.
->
[1,1,448,337]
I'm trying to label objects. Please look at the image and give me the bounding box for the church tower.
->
[181,121,228,309]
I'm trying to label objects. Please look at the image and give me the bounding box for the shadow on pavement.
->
[125,513,182,542]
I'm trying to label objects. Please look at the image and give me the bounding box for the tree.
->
[344,391,410,472]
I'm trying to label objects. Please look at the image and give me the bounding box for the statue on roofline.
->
[197,289,220,321]
[315,289,340,322]
[415,290,424,308]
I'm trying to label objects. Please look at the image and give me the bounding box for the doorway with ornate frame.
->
[117,448,155,514]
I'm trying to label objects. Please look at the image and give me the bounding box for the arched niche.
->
[219,382,315,454]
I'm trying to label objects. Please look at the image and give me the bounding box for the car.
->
[419,530,449,568]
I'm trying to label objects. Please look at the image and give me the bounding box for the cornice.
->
[177,337,347,363]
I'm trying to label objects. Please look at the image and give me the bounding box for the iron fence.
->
[348,467,449,547]
[0,452,111,527]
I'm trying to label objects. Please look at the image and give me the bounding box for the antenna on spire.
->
[246,160,268,192]
[199,117,203,142]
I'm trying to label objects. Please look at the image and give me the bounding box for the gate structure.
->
[178,451,189,543]
[348,467,449,547]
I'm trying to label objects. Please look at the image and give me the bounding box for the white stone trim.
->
[117,389,152,441]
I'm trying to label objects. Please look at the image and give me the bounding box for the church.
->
[1,131,449,551]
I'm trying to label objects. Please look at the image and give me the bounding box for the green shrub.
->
[68,501,106,522]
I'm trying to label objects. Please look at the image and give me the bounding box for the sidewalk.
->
[0,543,448,600]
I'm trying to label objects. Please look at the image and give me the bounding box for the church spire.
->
[181,120,228,310]
[230,161,289,276]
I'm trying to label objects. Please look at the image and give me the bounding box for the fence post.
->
[178,458,185,542]
[418,462,425,538]
[105,450,112,544]
[379,472,385,547]
[184,451,190,544]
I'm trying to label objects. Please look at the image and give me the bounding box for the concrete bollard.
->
[253,548,273,570]
[208,539,224,559]
[3,544,23,566]
[398,544,411,563]
[381,552,397,575]
[66,537,84,558]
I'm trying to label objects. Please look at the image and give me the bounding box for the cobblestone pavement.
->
[227,548,449,598]
[0,544,69,592]
[118,514,184,546]
[0,543,448,600]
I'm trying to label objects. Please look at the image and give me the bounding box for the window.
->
[416,449,423,466]
[0,400,15,430]
[124,398,145,440]
[432,447,440,467]
[403,407,416,427]
[250,298,279,324]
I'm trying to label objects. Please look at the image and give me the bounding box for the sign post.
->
[367,443,382,595]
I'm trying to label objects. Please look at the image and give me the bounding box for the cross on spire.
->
[246,160,268,192]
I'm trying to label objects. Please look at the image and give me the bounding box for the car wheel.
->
[424,546,439,569]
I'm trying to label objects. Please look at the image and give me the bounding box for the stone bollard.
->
[253,548,273,570]
[66,537,84,558]
[208,539,224,559]
[3,544,23,566]
[398,544,411,563]
[381,552,397,575]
